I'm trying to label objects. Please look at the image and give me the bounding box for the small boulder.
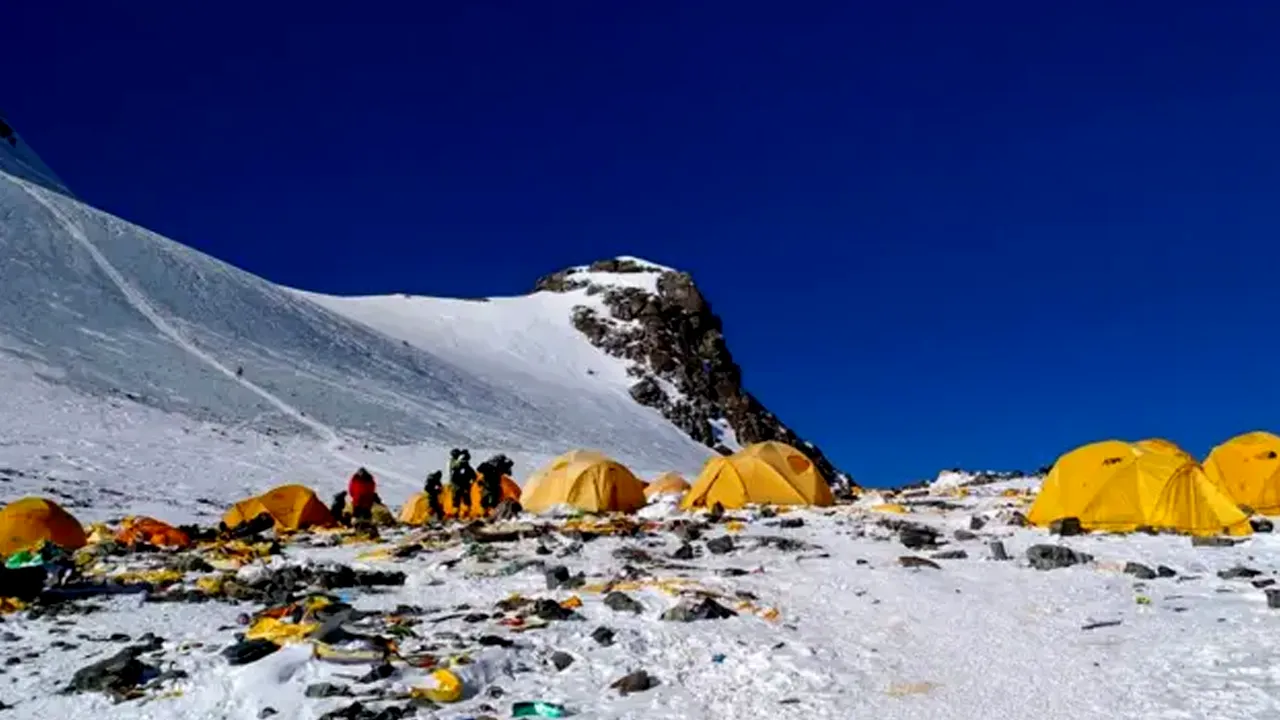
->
[705,536,735,555]
[532,599,577,621]
[1251,579,1275,589]
[777,518,805,529]
[222,638,279,666]
[1157,565,1177,578]
[1123,562,1157,580]
[1217,566,1262,580]
[1002,511,1028,527]
[610,669,656,695]
[591,626,615,646]
[670,543,695,560]
[545,566,583,590]
[604,591,644,614]
[953,529,978,541]
[550,651,574,671]
[969,515,987,531]
[65,643,162,698]
[305,682,352,698]
[1267,589,1280,609]
[899,556,941,569]
[1049,517,1084,536]
[259,708,279,718]
[988,541,1011,561]
[931,550,968,560]
[661,598,737,622]
[899,526,940,550]
[1026,544,1092,570]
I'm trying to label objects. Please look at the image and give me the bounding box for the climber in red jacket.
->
[347,467,378,522]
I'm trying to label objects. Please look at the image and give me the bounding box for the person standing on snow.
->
[347,467,378,522]
[424,470,445,520]
[477,454,514,514]
[448,449,475,517]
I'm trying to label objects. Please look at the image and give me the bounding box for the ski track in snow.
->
[18,180,413,486]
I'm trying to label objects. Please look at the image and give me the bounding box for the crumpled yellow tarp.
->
[245,616,319,645]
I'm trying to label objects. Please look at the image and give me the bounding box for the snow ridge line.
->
[16,179,413,485]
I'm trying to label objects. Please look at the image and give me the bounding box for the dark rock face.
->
[534,259,851,486]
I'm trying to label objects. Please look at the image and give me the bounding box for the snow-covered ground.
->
[6,477,1280,719]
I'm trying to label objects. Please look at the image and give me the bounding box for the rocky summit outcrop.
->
[534,257,851,486]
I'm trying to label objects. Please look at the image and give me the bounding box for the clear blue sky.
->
[7,2,1280,486]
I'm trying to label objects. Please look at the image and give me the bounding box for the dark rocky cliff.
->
[535,257,852,486]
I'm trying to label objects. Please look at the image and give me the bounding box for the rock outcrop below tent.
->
[520,450,646,514]
[683,441,834,510]
[534,258,851,487]
[1204,431,1280,515]
[0,497,87,556]
[1029,440,1251,537]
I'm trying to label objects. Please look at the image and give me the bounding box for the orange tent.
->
[0,497,87,557]
[223,484,336,532]
[116,516,191,548]
[644,472,691,499]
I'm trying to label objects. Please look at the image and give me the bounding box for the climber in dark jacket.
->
[424,470,445,520]
[477,453,515,513]
[448,448,475,517]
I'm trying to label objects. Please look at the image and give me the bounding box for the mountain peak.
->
[534,256,854,487]
[0,112,72,197]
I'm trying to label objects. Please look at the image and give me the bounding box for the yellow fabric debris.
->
[559,595,582,610]
[111,568,185,586]
[414,669,463,703]
[245,617,319,645]
[0,598,26,614]
[196,575,226,595]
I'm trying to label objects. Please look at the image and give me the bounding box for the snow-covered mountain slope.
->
[0,112,70,196]
[0,137,720,509]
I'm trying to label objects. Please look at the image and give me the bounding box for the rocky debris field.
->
[4,486,1280,719]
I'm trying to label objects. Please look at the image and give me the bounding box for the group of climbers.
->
[328,449,517,526]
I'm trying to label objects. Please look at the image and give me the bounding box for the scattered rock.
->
[259,708,279,718]
[532,599,577,621]
[1252,579,1275,589]
[544,565,584,590]
[989,541,1011,561]
[931,550,968,560]
[604,591,644,614]
[357,663,398,683]
[173,555,215,574]
[222,638,280,666]
[64,643,160,698]
[591,627,616,646]
[1251,518,1274,533]
[670,543,695,560]
[899,556,941,569]
[1081,620,1122,631]
[661,597,737,622]
[1123,562,1157,580]
[705,536,735,555]
[610,669,656,695]
[1026,544,1092,570]
[707,503,726,523]
[305,682,352,698]
[1217,566,1262,580]
[1267,589,1280,609]
[969,515,987,531]
[1191,536,1237,547]
[319,701,414,720]
[669,521,704,543]
[1049,517,1084,536]
[1157,565,1177,578]
[953,529,978,541]
[1002,511,1028,527]
[776,518,804,529]
[477,635,514,648]
[550,651,574,671]
[899,526,940,550]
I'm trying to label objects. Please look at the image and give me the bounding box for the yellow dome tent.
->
[1135,438,1194,462]
[644,472,691,499]
[682,441,834,510]
[399,476,522,524]
[223,484,336,532]
[1029,440,1250,536]
[1204,431,1280,514]
[520,451,646,514]
[0,497,87,557]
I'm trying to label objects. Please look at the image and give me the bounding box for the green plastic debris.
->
[512,701,570,718]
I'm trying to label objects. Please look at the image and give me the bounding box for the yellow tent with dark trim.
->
[223,484,336,532]
[399,476,522,524]
[520,451,646,514]
[682,441,834,510]
[1135,438,1193,462]
[1204,431,1280,514]
[644,472,691,499]
[1029,440,1250,536]
[0,497,87,557]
